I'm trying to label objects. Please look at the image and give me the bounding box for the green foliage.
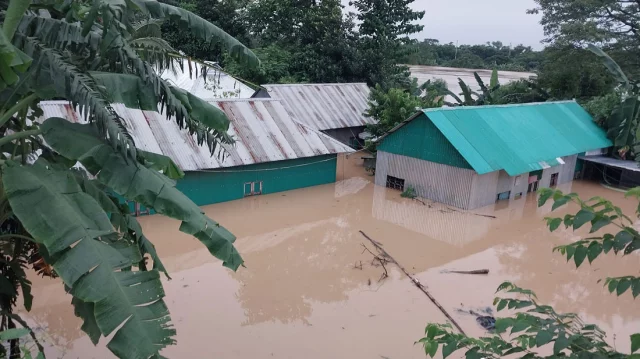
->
[224,0,368,84]
[224,45,296,84]
[588,46,640,160]
[529,0,640,78]
[537,44,617,102]
[443,70,504,107]
[491,79,550,105]
[178,0,425,87]
[349,0,424,88]
[401,186,417,199]
[582,92,622,127]
[400,39,544,72]
[0,1,257,357]
[364,82,443,140]
[420,187,640,358]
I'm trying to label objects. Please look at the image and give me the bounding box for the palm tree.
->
[0,1,259,358]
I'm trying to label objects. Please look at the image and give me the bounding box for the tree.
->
[528,0,640,76]
[224,45,296,84]
[224,0,365,84]
[0,0,258,358]
[365,79,445,140]
[536,45,617,101]
[419,187,640,358]
[443,70,502,106]
[399,41,545,72]
[162,0,253,63]
[588,45,640,160]
[349,0,425,88]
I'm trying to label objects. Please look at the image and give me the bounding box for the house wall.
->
[374,152,581,210]
[176,154,338,206]
[377,114,472,170]
[321,126,366,147]
[468,171,500,209]
[375,151,475,209]
[465,154,579,209]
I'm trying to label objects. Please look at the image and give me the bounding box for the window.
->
[496,191,510,202]
[385,175,405,191]
[244,181,263,197]
[514,175,521,186]
[550,173,559,187]
[253,181,263,195]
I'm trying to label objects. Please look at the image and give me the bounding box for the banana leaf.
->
[139,149,185,180]
[130,0,259,68]
[40,117,243,270]
[2,158,175,359]
[612,96,640,147]
[588,44,629,89]
[490,69,499,88]
[458,78,475,105]
[4,0,32,41]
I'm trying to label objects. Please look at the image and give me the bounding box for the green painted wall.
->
[175,154,338,206]
[378,114,472,169]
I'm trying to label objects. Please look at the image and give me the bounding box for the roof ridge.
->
[422,100,578,112]
[290,118,355,153]
[263,83,368,87]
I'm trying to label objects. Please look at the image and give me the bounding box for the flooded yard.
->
[22,156,640,358]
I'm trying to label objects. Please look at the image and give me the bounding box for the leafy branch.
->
[419,186,640,358]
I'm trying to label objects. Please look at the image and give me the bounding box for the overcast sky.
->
[410,0,545,49]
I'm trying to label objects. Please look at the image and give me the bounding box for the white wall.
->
[540,155,577,188]
[468,155,579,209]
[469,171,500,209]
[375,151,475,209]
[375,153,580,210]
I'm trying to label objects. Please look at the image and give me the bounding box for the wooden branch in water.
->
[361,243,389,282]
[444,269,490,275]
[446,207,497,219]
[359,230,467,336]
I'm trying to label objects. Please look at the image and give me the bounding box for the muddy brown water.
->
[21,154,640,358]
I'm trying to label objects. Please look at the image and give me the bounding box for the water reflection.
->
[371,181,574,246]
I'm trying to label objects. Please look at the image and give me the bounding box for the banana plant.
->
[0,0,259,358]
[588,45,640,160]
[442,69,501,106]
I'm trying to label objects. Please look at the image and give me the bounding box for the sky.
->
[409,0,545,49]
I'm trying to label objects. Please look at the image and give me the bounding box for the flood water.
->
[21,154,640,358]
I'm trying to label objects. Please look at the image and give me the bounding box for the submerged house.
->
[253,83,373,147]
[579,155,640,189]
[38,99,352,210]
[374,101,611,210]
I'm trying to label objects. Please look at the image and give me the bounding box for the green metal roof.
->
[383,101,612,176]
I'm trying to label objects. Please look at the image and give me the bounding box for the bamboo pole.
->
[359,230,467,335]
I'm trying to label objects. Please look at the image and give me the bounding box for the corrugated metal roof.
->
[262,83,373,130]
[380,101,611,176]
[405,65,536,103]
[160,59,255,99]
[579,156,640,173]
[37,99,353,171]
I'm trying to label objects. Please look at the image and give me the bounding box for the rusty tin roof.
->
[37,99,353,171]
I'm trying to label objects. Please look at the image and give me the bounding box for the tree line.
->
[164,0,424,89]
